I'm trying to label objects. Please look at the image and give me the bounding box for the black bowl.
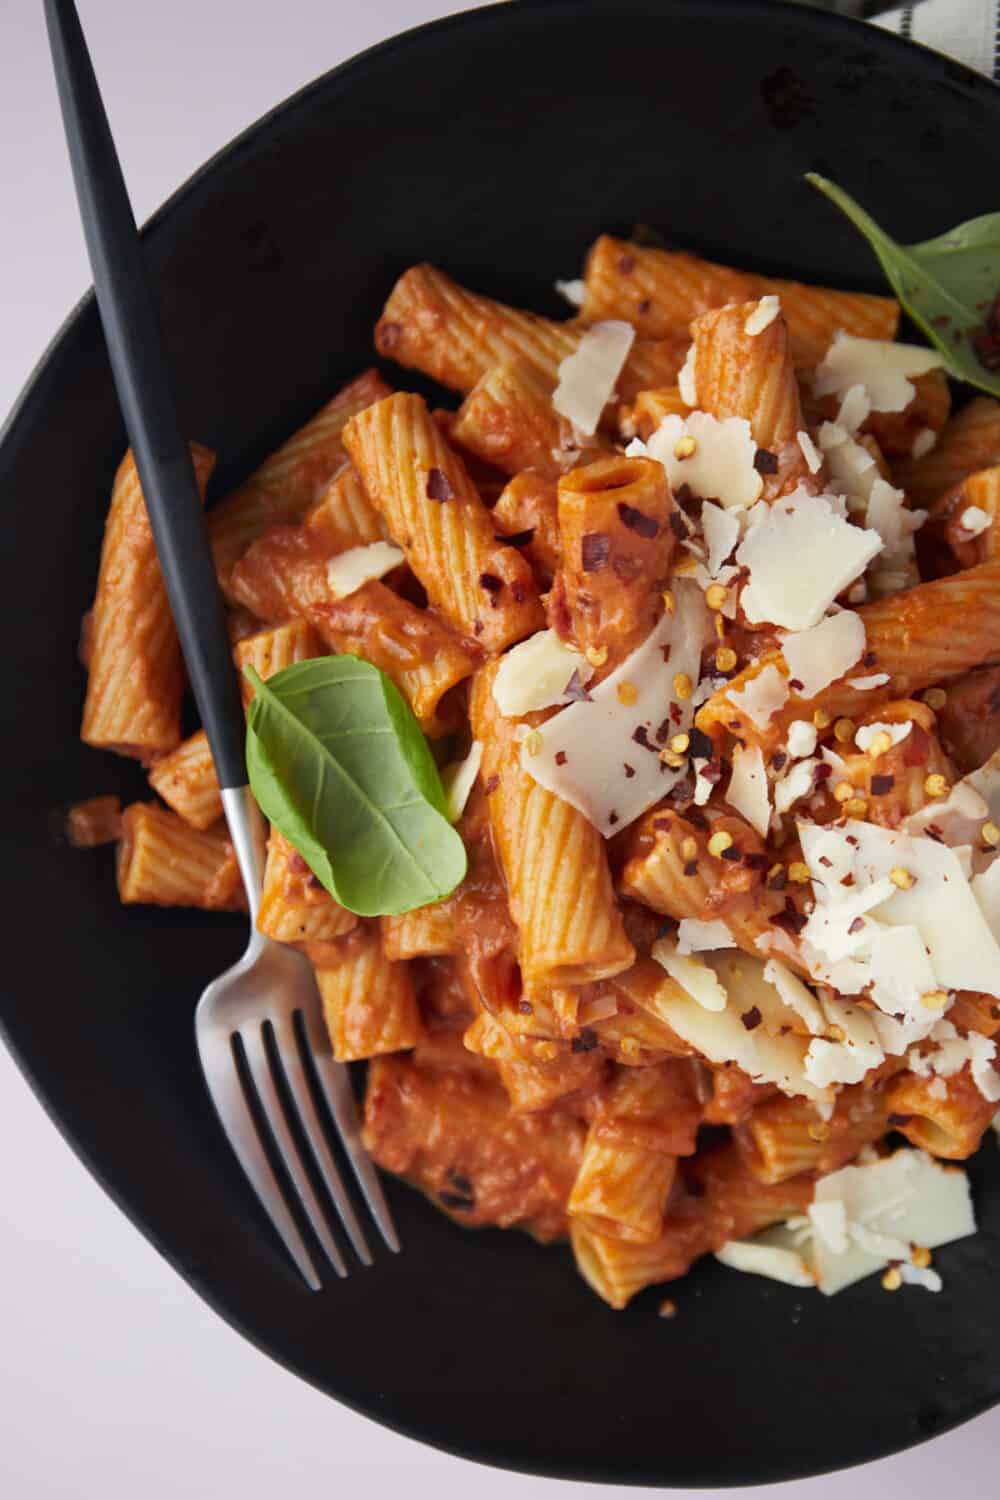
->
[4,0,1000,1486]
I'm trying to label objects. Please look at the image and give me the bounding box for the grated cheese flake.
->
[554,277,586,308]
[737,488,882,630]
[744,294,781,336]
[441,741,483,823]
[553,320,635,436]
[781,611,865,700]
[787,720,819,759]
[701,500,742,577]
[715,1239,815,1287]
[326,541,405,598]
[959,505,991,537]
[639,412,763,511]
[677,343,697,406]
[814,334,945,413]
[797,429,822,474]
[653,939,729,1011]
[676,918,737,955]
[492,629,594,717]
[837,384,871,434]
[847,672,890,691]
[726,744,771,836]
[729,664,789,730]
[854,720,911,754]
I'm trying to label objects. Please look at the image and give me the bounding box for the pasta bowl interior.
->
[6,0,1000,1487]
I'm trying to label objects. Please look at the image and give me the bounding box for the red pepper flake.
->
[638,297,652,315]
[440,1190,476,1212]
[479,572,503,600]
[495,528,534,548]
[609,811,619,826]
[767,868,787,892]
[555,750,568,766]
[848,916,865,934]
[753,448,779,475]
[564,670,593,703]
[787,678,804,692]
[473,618,484,637]
[484,774,500,795]
[617,253,636,274]
[924,824,944,843]
[670,703,683,724]
[518,1000,534,1015]
[814,762,833,783]
[871,773,895,795]
[863,651,877,668]
[685,806,709,830]
[688,727,714,761]
[819,855,833,868]
[581,533,610,572]
[720,845,741,862]
[841,873,855,886]
[618,502,660,539]
[633,726,659,753]
[683,859,698,877]
[771,902,807,936]
[572,1028,599,1053]
[845,835,859,846]
[744,852,768,871]
[669,512,689,540]
[741,1006,763,1031]
[700,762,724,786]
[655,717,672,745]
[653,817,673,832]
[624,763,636,778]
[427,467,454,502]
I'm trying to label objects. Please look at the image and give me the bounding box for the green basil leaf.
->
[244,656,467,917]
[805,172,1000,398]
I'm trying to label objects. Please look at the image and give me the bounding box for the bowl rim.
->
[4,0,1000,1486]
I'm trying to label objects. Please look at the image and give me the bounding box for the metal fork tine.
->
[272,1015,373,1266]
[300,1003,401,1253]
[199,1044,322,1291]
[240,1028,348,1280]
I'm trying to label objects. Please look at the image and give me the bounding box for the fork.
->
[45,0,399,1289]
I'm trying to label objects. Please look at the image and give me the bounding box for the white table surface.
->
[2,3,998,1496]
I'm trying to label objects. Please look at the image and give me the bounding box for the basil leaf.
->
[244,656,467,917]
[805,172,1000,398]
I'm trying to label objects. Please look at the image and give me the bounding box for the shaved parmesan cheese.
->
[326,541,405,598]
[855,720,911,753]
[441,741,482,823]
[642,412,763,511]
[653,940,728,1011]
[797,429,822,474]
[744,295,781,336]
[847,672,889,691]
[959,505,992,537]
[810,1150,974,1295]
[781,611,864,700]
[737,488,882,630]
[553,320,634,436]
[701,501,741,577]
[973,858,1000,944]
[804,1001,883,1088]
[725,744,770,836]
[786,720,818,760]
[492,630,592,717]
[909,1019,1000,1103]
[522,581,710,835]
[904,777,989,848]
[763,958,826,1034]
[774,757,818,816]
[676,918,736,955]
[677,343,697,407]
[837,385,871,434]
[814,334,945,414]
[900,1261,943,1292]
[729,664,789,729]
[554,277,586,308]
[715,1239,814,1287]
[911,427,937,460]
[866,478,926,558]
[822,427,881,504]
[809,1198,849,1255]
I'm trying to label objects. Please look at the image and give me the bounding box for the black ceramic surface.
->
[3,0,1000,1487]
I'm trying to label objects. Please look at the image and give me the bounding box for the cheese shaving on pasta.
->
[737,488,882,630]
[781,611,865,699]
[814,333,945,413]
[326,541,405,598]
[552,320,635,436]
[633,412,762,511]
[492,629,593,717]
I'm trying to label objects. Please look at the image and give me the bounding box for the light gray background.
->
[1,2,996,1496]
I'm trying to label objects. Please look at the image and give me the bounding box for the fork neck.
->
[221,785,269,923]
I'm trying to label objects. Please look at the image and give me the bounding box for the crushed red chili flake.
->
[655,717,672,745]
[563,669,593,703]
[572,1028,599,1053]
[618,253,636,274]
[814,762,833,782]
[653,817,673,832]
[484,774,501,794]
[581,532,610,572]
[848,916,866,934]
[863,651,877,668]
[306,874,324,891]
[440,1190,476,1211]
[741,1006,763,1031]
[771,751,788,771]
[518,1001,534,1015]
[753,448,779,475]
[700,762,724,786]
[495,528,535,548]
[618,502,660,539]
[612,553,643,583]
[819,855,833,867]
[683,859,698,877]
[638,297,652,315]
[685,806,709,830]
[473,619,484,636]
[845,835,859,846]
[633,726,658,752]
[787,678,804,692]
[669,512,689,540]
[924,824,944,843]
[871,774,895,795]
[841,873,855,886]
[555,750,568,766]
[624,763,636,778]
[609,811,619,825]
[720,845,741,862]
[673,482,697,510]
[427,466,454,502]
[772,903,807,936]
[744,852,768,871]
[670,703,683,724]
[479,572,503,598]
[688,727,714,761]
[767,868,787,891]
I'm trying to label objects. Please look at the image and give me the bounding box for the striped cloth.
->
[872,0,1000,79]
